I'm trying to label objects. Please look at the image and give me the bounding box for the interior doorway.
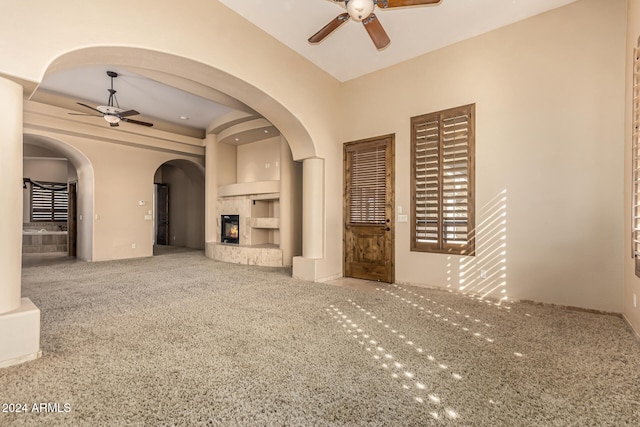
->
[155,183,169,246]
[67,181,77,257]
[153,160,205,252]
[343,135,395,283]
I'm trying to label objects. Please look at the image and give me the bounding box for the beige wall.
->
[236,137,281,183]
[340,0,626,312]
[217,143,237,187]
[624,0,640,335]
[279,137,303,266]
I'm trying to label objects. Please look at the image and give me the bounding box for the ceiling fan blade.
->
[68,113,101,117]
[383,0,441,7]
[118,109,140,118]
[362,14,390,50]
[308,13,350,43]
[121,117,154,127]
[77,102,103,114]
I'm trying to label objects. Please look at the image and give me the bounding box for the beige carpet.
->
[1,249,639,426]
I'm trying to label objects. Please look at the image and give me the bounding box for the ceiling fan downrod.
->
[106,71,120,109]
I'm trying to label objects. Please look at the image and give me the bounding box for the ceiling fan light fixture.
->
[347,0,375,21]
[104,114,121,124]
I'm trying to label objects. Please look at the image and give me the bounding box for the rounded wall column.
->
[0,78,23,314]
[293,157,324,281]
[302,157,324,258]
[204,134,218,259]
[0,77,41,368]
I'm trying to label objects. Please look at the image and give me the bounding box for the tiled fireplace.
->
[208,193,283,267]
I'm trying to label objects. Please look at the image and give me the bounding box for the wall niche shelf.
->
[249,217,279,229]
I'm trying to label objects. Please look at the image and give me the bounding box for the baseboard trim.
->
[0,350,42,369]
[518,300,622,318]
[394,280,624,318]
[317,272,343,283]
[622,314,640,341]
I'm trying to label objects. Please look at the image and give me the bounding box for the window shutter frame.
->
[30,181,69,222]
[411,104,475,256]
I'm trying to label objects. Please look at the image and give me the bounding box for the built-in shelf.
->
[250,217,279,229]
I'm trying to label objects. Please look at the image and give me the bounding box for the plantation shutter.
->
[442,110,472,250]
[347,142,387,224]
[411,104,475,255]
[633,40,640,276]
[31,182,69,222]
[413,117,441,248]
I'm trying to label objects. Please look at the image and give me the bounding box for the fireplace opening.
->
[221,215,240,244]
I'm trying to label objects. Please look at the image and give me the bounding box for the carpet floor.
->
[2,249,640,426]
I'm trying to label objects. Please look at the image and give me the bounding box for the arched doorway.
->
[153,160,205,252]
[23,134,95,262]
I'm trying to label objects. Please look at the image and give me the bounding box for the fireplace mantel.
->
[218,180,280,198]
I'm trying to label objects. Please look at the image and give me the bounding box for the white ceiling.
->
[32,0,578,136]
[219,0,578,82]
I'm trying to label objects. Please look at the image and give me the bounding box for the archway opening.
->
[23,134,95,263]
[153,159,205,253]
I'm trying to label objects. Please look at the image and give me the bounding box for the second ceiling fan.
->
[70,71,153,128]
[309,0,442,50]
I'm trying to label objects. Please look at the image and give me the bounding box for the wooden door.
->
[344,135,394,283]
[155,184,169,245]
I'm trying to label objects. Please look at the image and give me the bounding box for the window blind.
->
[348,143,387,224]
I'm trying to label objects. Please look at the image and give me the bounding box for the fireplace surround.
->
[221,215,239,244]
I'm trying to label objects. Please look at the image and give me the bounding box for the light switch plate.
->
[398,214,408,223]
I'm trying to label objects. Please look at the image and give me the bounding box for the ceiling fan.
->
[69,71,153,128]
[309,0,442,50]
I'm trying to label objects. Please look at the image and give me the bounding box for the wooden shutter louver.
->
[414,118,441,245]
[411,104,475,255]
[31,182,69,222]
[442,112,471,247]
[633,41,640,276]
[347,143,387,224]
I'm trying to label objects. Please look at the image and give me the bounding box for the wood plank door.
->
[344,135,395,283]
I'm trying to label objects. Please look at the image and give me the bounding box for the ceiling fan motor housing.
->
[346,0,375,21]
